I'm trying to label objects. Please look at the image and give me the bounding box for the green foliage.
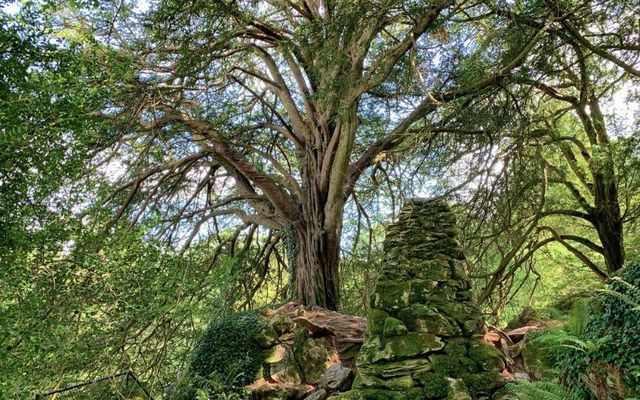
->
[505,380,580,400]
[0,2,131,258]
[584,260,640,391]
[526,259,640,398]
[37,378,150,400]
[0,218,247,398]
[172,311,268,399]
[566,298,591,337]
[597,276,640,310]
[171,373,250,400]
[1,0,639,397]
[1,7,146,396]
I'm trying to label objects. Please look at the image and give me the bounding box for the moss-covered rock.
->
[265,344,287,364]
[292,328,328,384]
[372,280,412,310]
[446,378,472,400]
[368,309,390,335]
[460,371,502,394]
[409,279,440,303]
[341,199,503,400]
[361,358,432,379]
[412,259,453,282]
[269,312,296,336]
[383,317,408,337]
[255,322,280,347]
[444,338,468,357]
[357,336,384,364]
[334,387,425,400]
[300,338,329,383]
[358,333,445,364]
[396,304,461,337]
[422,372,449,398]
[430,354,477,377]
[352,389,401,400]
[384,375,415,389]
[249,383,307,400]
[467,340,505,372]
[383,333,445,359]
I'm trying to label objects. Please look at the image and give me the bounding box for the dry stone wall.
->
[335,199,504,400]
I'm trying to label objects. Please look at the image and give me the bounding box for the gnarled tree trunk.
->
[592,167,625,274]
[294,221,341,310]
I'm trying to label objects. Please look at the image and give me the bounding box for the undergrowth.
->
[170,311,267,400]
[505,380,580,400]
[521,259,640,399]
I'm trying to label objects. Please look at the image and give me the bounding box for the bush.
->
[530,259,640,398]
[584,259,640,392]
[172,311,269,399]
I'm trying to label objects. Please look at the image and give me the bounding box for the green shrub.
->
[171,373,250,400]
[584,259,640,392]
[529,259,640,398]
[172,311,268,399]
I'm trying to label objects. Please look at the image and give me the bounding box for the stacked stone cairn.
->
[334,199,505,400]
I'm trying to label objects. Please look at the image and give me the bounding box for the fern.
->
[567,298,591,336]
[529,328,591,353]
[506,380,580,400]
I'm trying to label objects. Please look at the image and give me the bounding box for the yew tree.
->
[454,0,640,308]
[81,0,551,310]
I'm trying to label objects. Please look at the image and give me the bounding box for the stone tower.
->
[336,199,504,400]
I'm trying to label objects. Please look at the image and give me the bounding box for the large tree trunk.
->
[589,96,625,274]
[594,210,624,274]
[293,221,341,310]
[289,121,352,310]
[290,168,344,310]
[593,175,625,274]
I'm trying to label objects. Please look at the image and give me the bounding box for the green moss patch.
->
[422,372,449,398]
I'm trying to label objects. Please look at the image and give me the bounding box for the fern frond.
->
[506,380,580,400]
[567,298,591,336]
[530,329,590,350]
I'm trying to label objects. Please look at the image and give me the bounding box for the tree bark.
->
[289,147,345,310]
[592,175,625,274]
[589,94,625,274]
[293,220,341,310]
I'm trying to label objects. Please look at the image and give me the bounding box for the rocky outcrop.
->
[178,198,506,400]
[247,302,365,399]
[485,306,552,382]
[335,199,505,400]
